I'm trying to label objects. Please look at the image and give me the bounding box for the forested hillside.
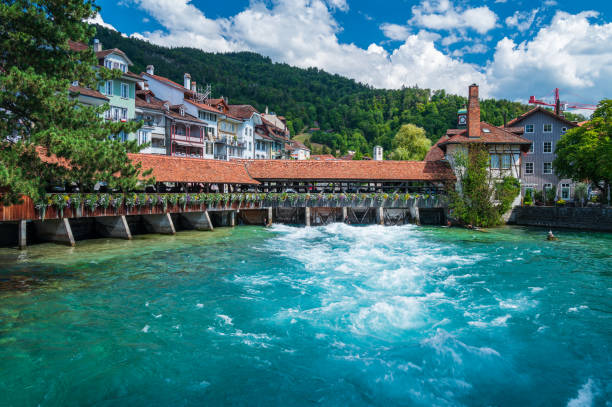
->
[95,26,583,156]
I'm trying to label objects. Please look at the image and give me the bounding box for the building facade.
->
[426,84,532,206]
[506,107,578,201]
[94,42,141,142]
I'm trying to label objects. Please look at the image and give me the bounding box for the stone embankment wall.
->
[510,206,612,232]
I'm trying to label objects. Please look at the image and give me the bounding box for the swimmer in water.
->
[547,230,558,241]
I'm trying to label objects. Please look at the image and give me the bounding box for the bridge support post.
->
[267,207,273,225]
[180,211,213,231]
[34,218,75,246]
[342,207,347,222]
[410,204,421,225]
[96,215,132,240]
[230,211,236,227]
[143,213,176,235]
[305,207,311,227]
[376,207,384,225]
[18,220,27,250]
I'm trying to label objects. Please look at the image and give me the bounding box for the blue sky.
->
[92,0,611,106]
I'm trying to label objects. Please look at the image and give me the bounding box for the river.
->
[0,224,610,406]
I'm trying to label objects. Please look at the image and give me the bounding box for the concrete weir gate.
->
[0,194,447,248]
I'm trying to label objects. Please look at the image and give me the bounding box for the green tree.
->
[0,0,148,205]
[554,100,612,204]
[448,144,520,227]
[390,124,431,160]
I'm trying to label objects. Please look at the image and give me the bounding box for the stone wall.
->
[510,206,612,231]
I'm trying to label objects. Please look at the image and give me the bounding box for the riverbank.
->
[0,224,610,406]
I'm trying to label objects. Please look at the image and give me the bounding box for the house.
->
[505,106,579,201]
[68,85,108,107]
[93,40,141,141]
[228,104,262,159]
[426,84,532,205]
[134,84,167,155]
[286,140,311,160]
[141,67,219,159]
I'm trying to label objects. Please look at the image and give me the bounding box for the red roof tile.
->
[68,40,89,52]
[310,154,337,161]
[228,104,259,120]
[129,154,259,184]
[439,122,532,148]
[244,160,455,182]
[69,85,108,101]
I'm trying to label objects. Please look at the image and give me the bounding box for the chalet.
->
[134,84,167,155]
[505,107,579,201]
[93,40,141,141]
[228,104,261,159]
[426,84,532,205]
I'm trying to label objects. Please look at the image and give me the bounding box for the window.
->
[105,60,112,69]
[501,154,511,169]
[525,162,534,174]
[543,183,552,192]
[561,127,567,134]
[543,141,552,153]
[206,142,214,155]
[561,183,571,200]
[120,83,129,98]
[105,80,113,96]
[138,130,149,145]
[527,143,533,154]
[543,162,553,174]
[543,123,552,132]
[525,124,534,133]
[490,154,500,169]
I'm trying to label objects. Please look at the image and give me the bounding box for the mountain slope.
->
[94,26,582,156]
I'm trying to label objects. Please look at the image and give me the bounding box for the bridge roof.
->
[129,154,260,185]
[244,159,455,182]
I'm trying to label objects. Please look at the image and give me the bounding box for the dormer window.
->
[180,107,185,116]
[146,95,151,103]
[163,103,169,111]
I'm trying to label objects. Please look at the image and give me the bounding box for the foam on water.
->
[0,224,610,406]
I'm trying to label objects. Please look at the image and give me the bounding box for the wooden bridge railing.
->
[1,192,446,222]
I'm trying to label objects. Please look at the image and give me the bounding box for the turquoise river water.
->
[0,224,610,406]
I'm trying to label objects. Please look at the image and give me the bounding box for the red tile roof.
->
[244,160,455,182]
[142,72,191,92]
[185,99,223,115]
[506,106,578,128]
[129,154,259,184]
[228,104,259,120]
[69,85,108,101]
[426,122,532,160]
[95,48,132,65]
[68,40,89,52]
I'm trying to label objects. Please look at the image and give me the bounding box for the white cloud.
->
[409,0,498,35]
[451,43,488,57]
[123,0,610,105]
[325,0,348,11]
[486,11,612,101]
[505,9,539,33]
[86,12,118,31]
[380,23,411,41]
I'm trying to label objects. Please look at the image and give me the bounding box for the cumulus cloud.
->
[409,0,498,34]
[87,12,118,31]
[380,23,411,41]
[505,9,539,33]
[486,11,612,101]
[123,0,610,103]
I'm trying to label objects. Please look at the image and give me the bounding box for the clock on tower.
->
[457,108,468,128]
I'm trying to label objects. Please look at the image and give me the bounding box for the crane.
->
[528,88,597,115]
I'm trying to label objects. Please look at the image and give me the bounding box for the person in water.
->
[547,230,558,241]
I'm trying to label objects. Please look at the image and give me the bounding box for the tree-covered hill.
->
[94,26,583,156]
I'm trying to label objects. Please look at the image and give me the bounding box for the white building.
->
[373,146,383,161]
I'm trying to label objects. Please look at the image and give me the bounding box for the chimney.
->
[184,73,191,89]
[93,38,102,53]
[191,81,197,92]
[467,84,480,138]
[146,65,154,75]
[373,145,383,161]
[265,106,269,115]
